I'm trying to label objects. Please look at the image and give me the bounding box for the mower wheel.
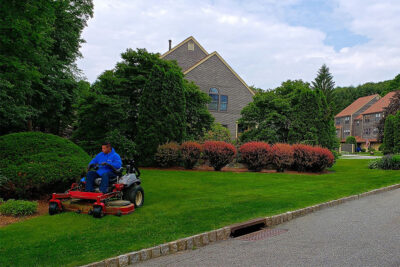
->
[93,205,104,218]
[124,185,144,208]
[49,202,60,215]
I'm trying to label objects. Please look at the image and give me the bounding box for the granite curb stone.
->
[104,257,118,267]
[118,255,129,267]
[128,252,140,264]
[168,241,177,254]
[151,246,161,258]
[160,244,169,256]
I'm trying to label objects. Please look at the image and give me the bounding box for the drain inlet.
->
[229,218,266,238]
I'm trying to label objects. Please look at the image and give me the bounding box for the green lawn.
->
[1,159,399,267]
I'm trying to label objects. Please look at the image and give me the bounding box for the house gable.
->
[184,52,255,96]
[160,36,208,72]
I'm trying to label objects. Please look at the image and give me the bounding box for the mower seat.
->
[94,167,123,186]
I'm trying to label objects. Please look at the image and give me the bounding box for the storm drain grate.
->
[236,228,288,241]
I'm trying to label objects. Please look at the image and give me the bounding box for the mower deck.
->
[61,199,135,215]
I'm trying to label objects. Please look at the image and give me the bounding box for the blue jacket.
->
[89,148,122,176]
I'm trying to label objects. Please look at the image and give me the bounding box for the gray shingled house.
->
[160,36,254,138]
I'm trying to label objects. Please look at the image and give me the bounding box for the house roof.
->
[335,94,379,118]
[361,91,397,115]
[184,51,255,96]
[160,36,208,59]
[355,115,362,120]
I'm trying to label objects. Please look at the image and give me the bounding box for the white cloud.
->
[76,0,400,89]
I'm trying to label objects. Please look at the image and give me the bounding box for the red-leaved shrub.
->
[271,143,294,172]
[203,141,236,171]
[181,141,202,169]
[239,142,272,171]
[293,144,314,171]
[309,146,335,172]
[293,144,334,172]
[154,142,180,167]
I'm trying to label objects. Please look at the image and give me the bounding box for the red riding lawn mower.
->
[49,160,144,218]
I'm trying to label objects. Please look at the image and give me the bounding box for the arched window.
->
[209,88,219,111]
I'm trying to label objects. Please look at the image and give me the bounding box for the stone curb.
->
[81,183,400,267]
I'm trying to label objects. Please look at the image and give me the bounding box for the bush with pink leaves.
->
[203,141,236,171]
[180,141,202,169]
[239,142,272,171]
[271,143,294,172]
[293,144,334,172]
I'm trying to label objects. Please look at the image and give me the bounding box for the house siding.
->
[335,116,351,140]
[162,41,207,72]
[362,112,382,140]
[185,54,254,137]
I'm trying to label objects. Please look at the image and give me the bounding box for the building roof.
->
[184,51,255,96]
[354,115,362,120]
[361,91,397,115]
[335,94,379,118]
[160,36,208,59]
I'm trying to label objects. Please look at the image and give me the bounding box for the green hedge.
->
[0,132,91,199]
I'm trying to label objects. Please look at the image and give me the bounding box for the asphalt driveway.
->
[133,188,400,267]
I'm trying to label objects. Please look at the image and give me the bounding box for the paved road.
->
[134,189,400,267]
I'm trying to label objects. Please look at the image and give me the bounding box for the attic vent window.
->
[188,42,194,51]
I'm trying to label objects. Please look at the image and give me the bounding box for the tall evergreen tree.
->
[312,64,335,115]
[136,61,186,165]
[383,114,395,153]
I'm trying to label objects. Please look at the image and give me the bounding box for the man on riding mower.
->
[86,142,122,194]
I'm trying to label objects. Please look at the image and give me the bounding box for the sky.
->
[76,0,400,90]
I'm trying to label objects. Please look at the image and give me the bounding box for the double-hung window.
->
[208,88,228,112]
[209,88,219,111]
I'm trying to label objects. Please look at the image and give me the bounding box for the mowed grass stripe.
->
[0,159,399,267]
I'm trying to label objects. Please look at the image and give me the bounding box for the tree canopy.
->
[0,0,93,135]
[239,80,338,149]
[73,49,213,162]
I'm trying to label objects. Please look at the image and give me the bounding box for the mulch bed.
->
[142,165,328,175]
[0,200,49,228]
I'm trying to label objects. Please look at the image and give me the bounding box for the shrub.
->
[345,136,357,146]
[271,143,294,172]
[181,141,202,169]
[309,146,335,172]
[154,142,180,167]
[372,155,400,170]
[202,123,232,143]
[239,142,271,171]
[0,199,38,216]
[203,141,236,171]
[0,132,91,199]
[292,144,314,171]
